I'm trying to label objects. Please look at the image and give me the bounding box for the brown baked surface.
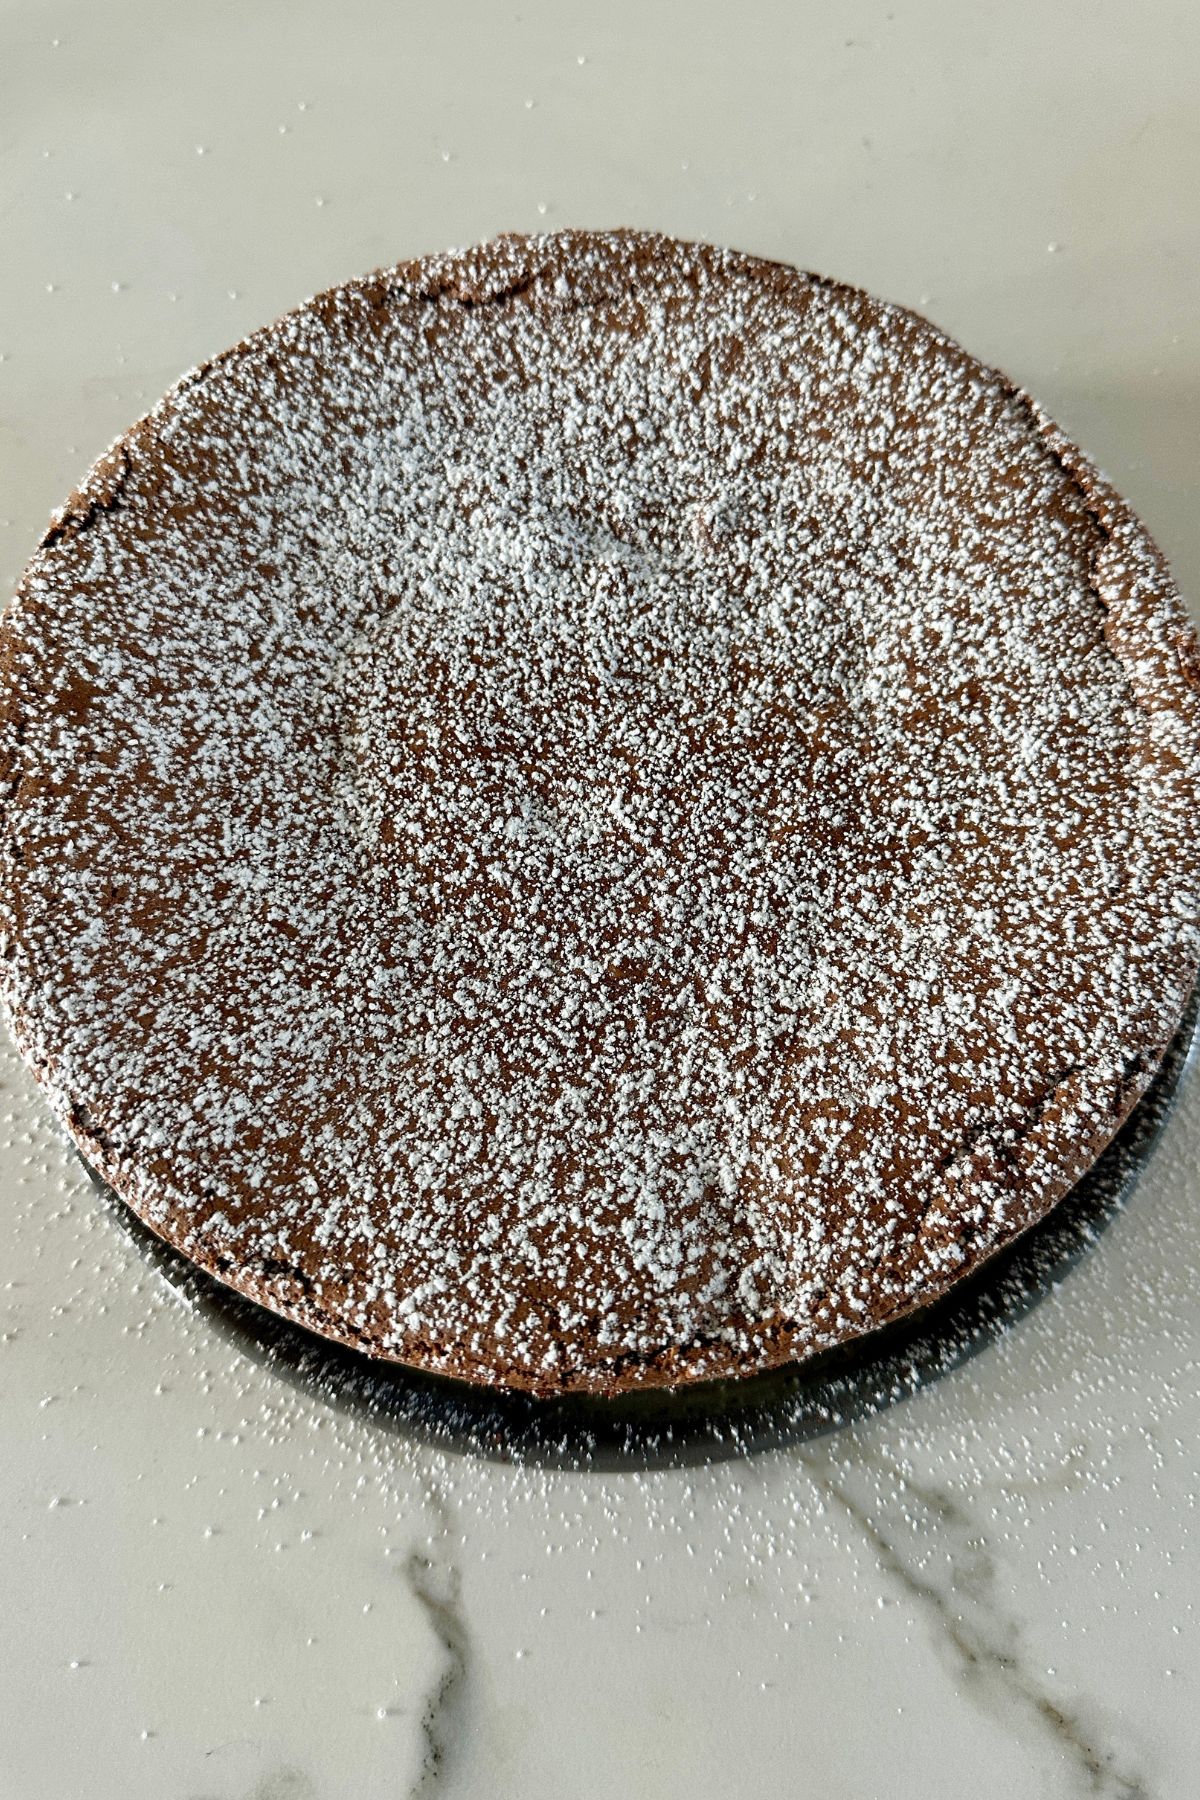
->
[2,229,1199,1396]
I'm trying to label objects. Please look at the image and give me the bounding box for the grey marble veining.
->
[807,1444,1153,1800]
[403,1478,473,1798]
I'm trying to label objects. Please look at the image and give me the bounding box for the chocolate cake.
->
[2,229,1199,1396]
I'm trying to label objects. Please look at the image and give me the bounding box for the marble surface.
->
[3,3,1200,1795]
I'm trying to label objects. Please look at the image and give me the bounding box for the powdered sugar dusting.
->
[2,230,1198,1394]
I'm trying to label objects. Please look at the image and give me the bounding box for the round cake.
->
[2,229,1199,1396]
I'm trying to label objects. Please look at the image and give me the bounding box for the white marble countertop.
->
[3,4,1200,1795]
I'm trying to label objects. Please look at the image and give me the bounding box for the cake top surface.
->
[3,229,1199,1394]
